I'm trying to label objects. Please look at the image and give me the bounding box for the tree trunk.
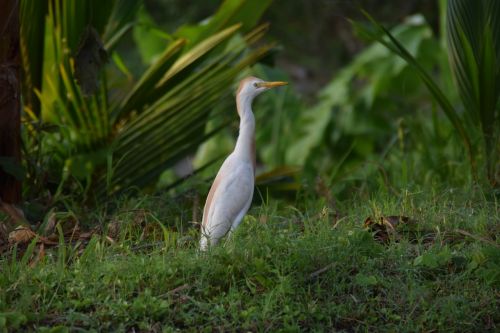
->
[0,0,21,205]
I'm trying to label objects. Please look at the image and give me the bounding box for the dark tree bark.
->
[0,0,21,205]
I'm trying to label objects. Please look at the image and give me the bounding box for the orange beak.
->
[256,81,288,88]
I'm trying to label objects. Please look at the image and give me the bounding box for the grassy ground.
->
[0,187,499,332]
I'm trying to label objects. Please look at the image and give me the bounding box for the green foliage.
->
[0,312,28,331]
[446,0,500,186]
[469,245,500,286]
[133,6,171,65]
[282,15,452,194]
[272,2,499,194]
[0,157,25,181]
[20,0,272,202]
[413,245,452,268]
[357,1,500,188]
[252,64,305,168]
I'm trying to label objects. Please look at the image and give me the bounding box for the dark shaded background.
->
[144,0,439,98]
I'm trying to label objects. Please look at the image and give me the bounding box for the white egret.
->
[199,76,287,250]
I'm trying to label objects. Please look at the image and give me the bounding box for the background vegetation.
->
[0,0,498,331]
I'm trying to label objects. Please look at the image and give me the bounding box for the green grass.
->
[0,188,499,332]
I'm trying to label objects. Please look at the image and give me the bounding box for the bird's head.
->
[236,76,288,101]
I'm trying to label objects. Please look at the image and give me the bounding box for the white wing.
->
[200,155,254,248]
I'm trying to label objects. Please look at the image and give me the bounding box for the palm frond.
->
[447,0,500,182]
[21,0,274,200]
[20,0,47,116]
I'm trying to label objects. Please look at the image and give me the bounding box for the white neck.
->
[234,94,256,170]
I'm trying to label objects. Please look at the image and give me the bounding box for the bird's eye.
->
[253,82,259,88]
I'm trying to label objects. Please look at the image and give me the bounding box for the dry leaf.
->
[0,200,28,227]
[107,219,120,239]
[364,215,413,243]
[74,26,108,95]
[105,236,115,244]
[8,226,36,244]
[79,228,97,240]
[133,209,147,226]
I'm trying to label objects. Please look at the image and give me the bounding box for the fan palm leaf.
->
[20,0,274,200]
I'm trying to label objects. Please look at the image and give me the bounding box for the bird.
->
[199,76,287,251]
